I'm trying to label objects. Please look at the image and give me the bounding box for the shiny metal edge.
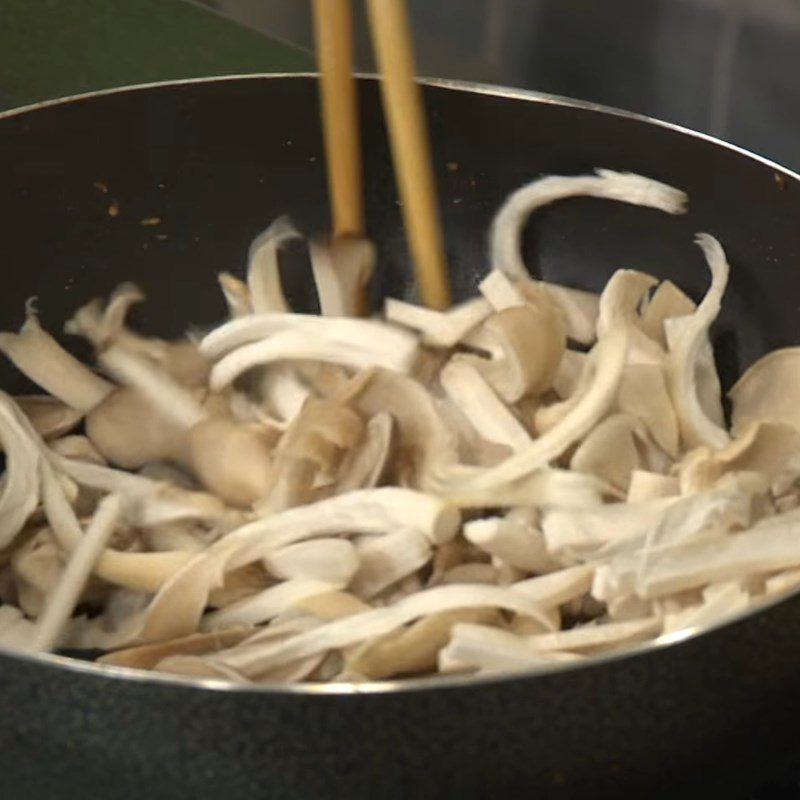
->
[2,72,799,183]
[1,72,800,696]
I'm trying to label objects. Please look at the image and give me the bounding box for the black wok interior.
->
[2,76,800,800]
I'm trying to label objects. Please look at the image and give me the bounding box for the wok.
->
[0,75,799,800]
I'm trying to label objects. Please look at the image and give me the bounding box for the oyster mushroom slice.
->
[440,359,531,452]
[0,310,113,413]
[617,364,679,459]
[310,236,376,317]
[263,538,360,585]
[247,217,302,314]
[350,529,432,599]
[202,584,556,677]
[0,394,41,548]
[489,169,687,279]
[729,348,800,434]
[539,283,600,346]
[478,270,526,311]
[432,323,628,494]
[665,234,730,449]
[462,300,566,404]
[218,273,253,318]
[383,296,492,348]
[31,493,123,652]
[639,280,696,348]
[14,395,83,440]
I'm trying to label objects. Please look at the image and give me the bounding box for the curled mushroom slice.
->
[461,299,566,404]
[440,359,531,453]
[639,280,695,348]
[14,395,83,440]
[310,236,375,317]
[294,590,371,620]
[729,348,800,434]
[259,365,313,425]
[346,608,499,679]
[201,583,556,677]
[664,234,730,449]
[570,413,647,492]
[0,309,113,412]
[218,273,253,319]
[0,394,41,548]
[490,169,687,279]
[246,217,302,314]
[512,565,595,607]
[383,296,492,348]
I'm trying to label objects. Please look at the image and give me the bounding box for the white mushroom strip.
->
[202,579,345,630]
[310,236,375,317]
[49,435,105,464]
[463,510,559,574]
[729,348,800,434]
[31,493,122,651]
[626,470,679,503]
[0,310,113,412]
[0,394,41,547]
[346,608,499,679]
[512,564,596,606]
[263,538,360,585]
[664,234,730,449]
[524,617,662,653]
[552,349,587,400]
[218,273,253,318]
[440,359,531,452]
[612,506,800,599]
[661,580,750,635]
[383,296,492,348]
[12,527,65,618]
[490,169,687,279]
[99,627,257,670]
[441,624,583,674]
[350,530,432,599]
[199,584,556,676]
[246,217,301,314]
[258,364,312,424]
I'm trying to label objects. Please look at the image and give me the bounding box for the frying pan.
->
[1,75,799,800]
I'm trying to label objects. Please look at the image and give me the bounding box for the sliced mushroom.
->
[490,169,687,279]
[0,310,113,412]
[14,395,83,440]
[263,538,359,585]
[333,412,394,492]
[218,273,253,319]
[729,348,800,434]
[537,283,599,346]
[350,529,432,599]
[383,296,492,348]
[570,413,646,492]
[664,234,730,449]
[639,280,695,347]
[246,217,301,314]
[626,470,679,503]
[310,236,375,317]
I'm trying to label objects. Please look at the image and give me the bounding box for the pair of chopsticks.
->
[312,0,451,310]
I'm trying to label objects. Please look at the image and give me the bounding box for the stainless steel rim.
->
[1,72,798,696]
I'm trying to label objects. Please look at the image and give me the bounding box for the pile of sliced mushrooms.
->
[0,168,798,684]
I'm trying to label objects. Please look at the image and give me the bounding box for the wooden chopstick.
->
[312,0,365,238]
[365,0,451,310]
